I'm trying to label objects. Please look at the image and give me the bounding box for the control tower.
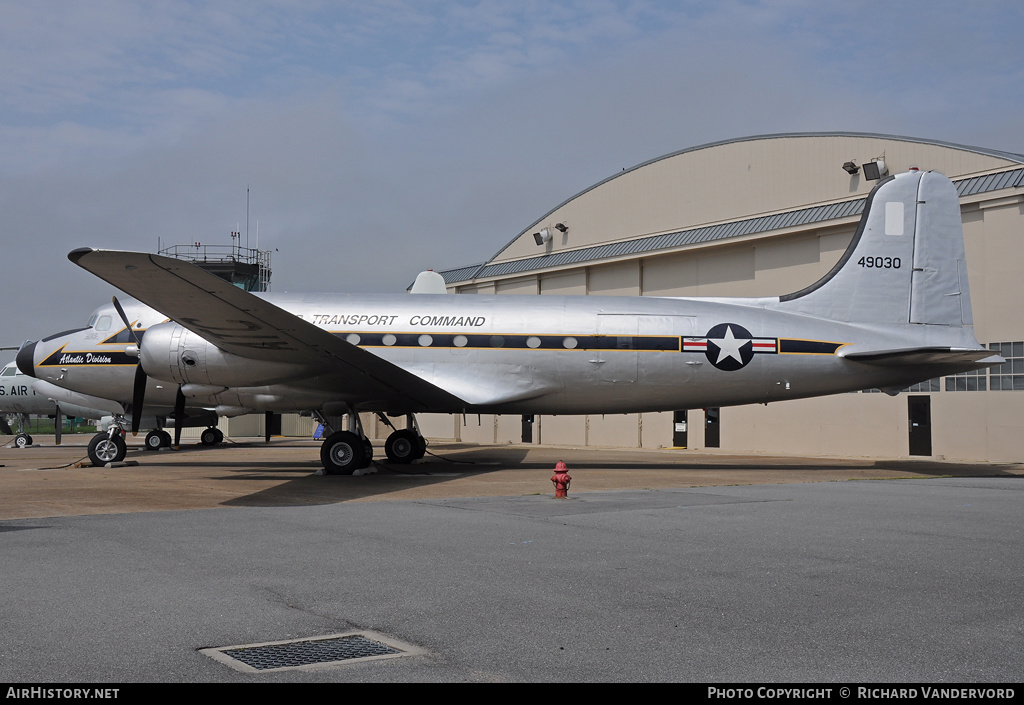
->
[157,239,272,292]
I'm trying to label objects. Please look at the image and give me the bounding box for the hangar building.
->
[410,133,1024,462]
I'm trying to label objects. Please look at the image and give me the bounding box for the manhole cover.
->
[201,631,424,672]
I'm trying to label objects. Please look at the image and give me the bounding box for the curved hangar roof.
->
[441,132,1024,286]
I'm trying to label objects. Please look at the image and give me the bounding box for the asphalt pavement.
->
[1,437,1021,682]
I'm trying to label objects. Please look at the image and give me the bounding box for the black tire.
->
[200,428,218,446]
[144,430,163,451]
[385,429,419,463]
[320,431,365,475]
[213,428,224,443]
[88,433,126,466]
[14,433,31,448]
[158,430,172,447]
[413,435,427,459]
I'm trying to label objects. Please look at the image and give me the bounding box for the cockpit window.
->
[88,315,98,328]
[0,366,15,376]
[95,315,112,332]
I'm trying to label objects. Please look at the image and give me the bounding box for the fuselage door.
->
[596,314,639,383]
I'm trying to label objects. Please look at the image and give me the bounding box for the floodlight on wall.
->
[533,228,551,246]
[842,161,860,175]
[862,158,888,181]
[554,222,568,233]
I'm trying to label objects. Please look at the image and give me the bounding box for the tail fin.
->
[778,169,972,327]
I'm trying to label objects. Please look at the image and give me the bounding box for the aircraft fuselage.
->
[27,292,979,417]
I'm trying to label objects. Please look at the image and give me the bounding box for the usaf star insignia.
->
[683,323,777,371]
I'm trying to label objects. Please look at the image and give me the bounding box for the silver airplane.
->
[18,169,1000,474]
[12,301,225,464]
[0,359,118,447]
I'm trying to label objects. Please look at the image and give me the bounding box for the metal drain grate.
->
[202,631,423,673]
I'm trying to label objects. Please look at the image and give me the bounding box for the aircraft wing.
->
[68,248,467,411]
[839,347,1002,367]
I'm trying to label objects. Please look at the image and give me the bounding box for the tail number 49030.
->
[858,256,901,269]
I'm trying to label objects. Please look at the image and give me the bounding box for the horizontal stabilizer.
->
[840,347,1002,368]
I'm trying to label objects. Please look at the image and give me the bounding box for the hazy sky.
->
[2,0,1023,343]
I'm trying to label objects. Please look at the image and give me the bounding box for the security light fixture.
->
[842,161,859,175]
[863,159,888,181]
[533,228,551,246]
[554,223,568,233]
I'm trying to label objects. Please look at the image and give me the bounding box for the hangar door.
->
[908,396,931,456]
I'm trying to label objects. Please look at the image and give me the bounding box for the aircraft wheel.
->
[213,428,224,443]
[320,431,364,475]
[144,430,164,451]
[200,428,218,446]
[88,433,126,466]
[14,433,32,448]
[413,435,427,459]
[385,429,420,464]
[158,430,172,447]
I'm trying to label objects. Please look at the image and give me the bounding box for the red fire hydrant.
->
[551,461,571,498]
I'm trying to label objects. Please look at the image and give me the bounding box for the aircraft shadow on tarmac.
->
[156,440,1023,510]
[11,437,1017,514]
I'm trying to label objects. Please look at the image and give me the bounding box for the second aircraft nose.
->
[16,341,37,377]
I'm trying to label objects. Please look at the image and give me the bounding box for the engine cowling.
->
[140,321,310,387]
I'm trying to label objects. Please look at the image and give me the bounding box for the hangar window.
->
[904,378,941,393]
[988,342,1024,391]
[858,377,940,393]
[944,369,986,392]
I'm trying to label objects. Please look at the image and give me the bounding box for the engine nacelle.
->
[140,321,310,388]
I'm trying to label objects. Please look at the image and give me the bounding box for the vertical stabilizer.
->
[778,169,970,327]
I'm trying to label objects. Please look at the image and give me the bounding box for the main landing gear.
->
[384,428,427,464]
[144,429,172,451]
[320,430,372,475]
[200,427,224,446]
[143,426,222,450]
[317,412,426,475]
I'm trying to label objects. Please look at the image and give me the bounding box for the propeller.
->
[172,386,186,449]
[53,403,62,446]
[112,297,146,436]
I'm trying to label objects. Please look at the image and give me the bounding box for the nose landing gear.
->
[87,423,128,466]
